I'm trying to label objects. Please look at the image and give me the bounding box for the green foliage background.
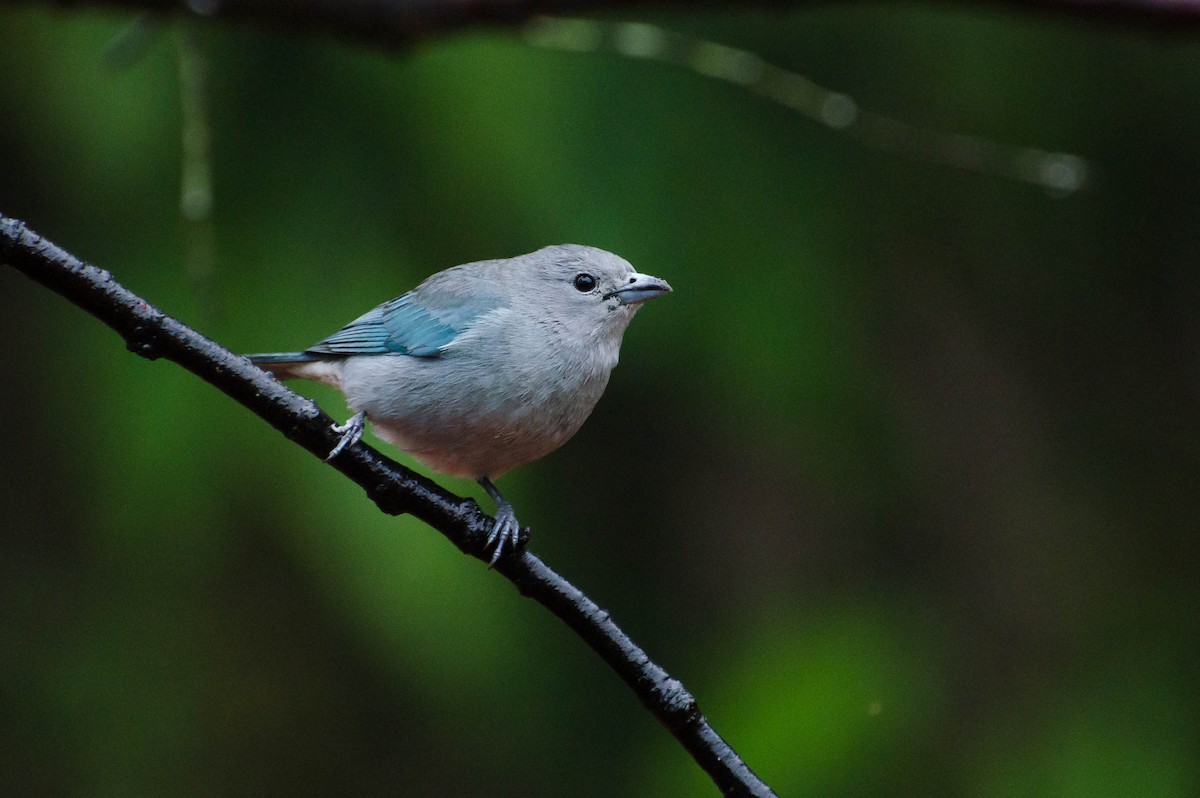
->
[2,6,1198,796]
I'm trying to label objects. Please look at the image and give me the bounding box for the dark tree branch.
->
[0,216,777,798]
[8,0,1200,48]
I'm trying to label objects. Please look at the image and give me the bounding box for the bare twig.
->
[0,216,778,798]
[524,17,1090,194]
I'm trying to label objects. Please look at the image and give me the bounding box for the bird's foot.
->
[485,501,521,567]
[326,411,365,461]
[478,477,523,566]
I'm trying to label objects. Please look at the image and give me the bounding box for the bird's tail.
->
[246,351,319,366]
[245,351,324,382]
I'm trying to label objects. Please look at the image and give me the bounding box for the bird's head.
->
[522,244,672,343]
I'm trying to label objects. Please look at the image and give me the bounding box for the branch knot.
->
[655,677,700,723]
[125,324,164,360]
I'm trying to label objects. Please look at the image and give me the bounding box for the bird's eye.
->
[573,273,597,292]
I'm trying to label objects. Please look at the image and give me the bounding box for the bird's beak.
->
[603,272,673,305]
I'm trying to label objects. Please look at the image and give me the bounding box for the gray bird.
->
[247,245,672,563]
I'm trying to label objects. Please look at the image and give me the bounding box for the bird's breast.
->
[338,323,619,479]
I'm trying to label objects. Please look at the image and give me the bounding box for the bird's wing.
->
[306,289,503,358]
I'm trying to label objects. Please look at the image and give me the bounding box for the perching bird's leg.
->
[478,477,521,566]
[326,411,365,461]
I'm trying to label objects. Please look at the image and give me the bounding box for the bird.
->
[245,244,672,564]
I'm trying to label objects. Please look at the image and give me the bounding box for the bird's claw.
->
[326,411,365,461]
[485,502,521,567]
[476,477,524,566]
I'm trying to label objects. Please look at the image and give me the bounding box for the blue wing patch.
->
[306,292,499,358]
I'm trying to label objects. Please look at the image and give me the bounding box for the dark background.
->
[2,4,1198,796]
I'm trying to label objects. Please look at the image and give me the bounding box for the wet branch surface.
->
[0,216,778,798]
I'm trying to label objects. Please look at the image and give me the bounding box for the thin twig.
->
[524,17,1090,194]
[0,216,778,798]
[177,19,219,319]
